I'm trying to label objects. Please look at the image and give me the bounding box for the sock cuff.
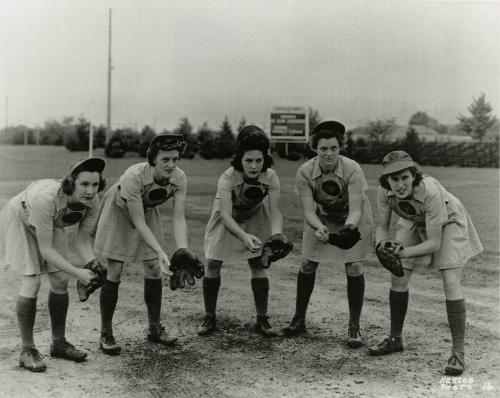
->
[446,299,465,313]
[17,295,37,304]
[251,277,269,290]
[49,290,69,299]
[103,280,120,289]
[390,289,409,299]
[347,274,365,282]
[298,271,316,281]
[203,277,221,288]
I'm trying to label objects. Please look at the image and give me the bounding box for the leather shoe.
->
[368,336,404,356]
[282,315,306,337]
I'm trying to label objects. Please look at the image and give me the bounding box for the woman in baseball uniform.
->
[368,150,483,376]
[95,134,192,355]
[283,120,373,348]
[199,125,284,337]
[0,158,106,372]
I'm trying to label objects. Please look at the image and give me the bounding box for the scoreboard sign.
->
[269,106,309,142]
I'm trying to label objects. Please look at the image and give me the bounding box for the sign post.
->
[269,106,309,156]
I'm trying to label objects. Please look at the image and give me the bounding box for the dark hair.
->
[310,128,346,150]
[62,169,106,195]
[231,127,273,173]
[379,166,423,190]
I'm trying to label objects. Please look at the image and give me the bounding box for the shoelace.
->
[103,335,117,345]
[29,347,44,361]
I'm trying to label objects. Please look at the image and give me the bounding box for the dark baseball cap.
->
[69,157,106,175]
[149,133,187,153]
[311,120,346,136]
[381,151,416,175]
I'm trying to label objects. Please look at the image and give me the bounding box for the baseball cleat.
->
[197,315,217,336]
[19,347,47,372]
[282,315,306,337]
[100,334,121,356]
[368,336,404,356]
[50,339,87,362]
[147,324,177,345]
[445,353,465,376]
[347,325,363,348]
[255,316,279,337]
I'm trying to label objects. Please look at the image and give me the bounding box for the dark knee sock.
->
[446,299,466,357]
[100,280,120,336]
[203,277,221,316]
[16,296,37,348]
[295,271,316,319]
[346,274,365,327]
[48,291,69,343]
[390,289,409,337]
[251,278,269,317]
[144,278,162,328]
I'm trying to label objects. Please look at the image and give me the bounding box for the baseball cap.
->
[149,133,187,153]
[69,157,105,175]
[311,120,346,136]
[381,151,416,175]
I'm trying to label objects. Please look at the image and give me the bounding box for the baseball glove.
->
[328,224,361,250]
[260,234,293,269]
[169,248,204,290]
[77,259,107,302]
[375,239,404,277]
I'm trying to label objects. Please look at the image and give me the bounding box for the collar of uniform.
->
[387,180,425,203]
[311,156,344,180]
[233,168,270,186]
[57,185,97,210]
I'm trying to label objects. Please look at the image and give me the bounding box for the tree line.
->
[0,94,497,167]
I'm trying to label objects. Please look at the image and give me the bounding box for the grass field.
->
[0,144,498,398]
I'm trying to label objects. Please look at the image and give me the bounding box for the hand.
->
[157,252,173,277]
[76,268,97,286]
[242,233,263,253]
[315,225,329,244]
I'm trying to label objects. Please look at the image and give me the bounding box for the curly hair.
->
[379,166,423,190]
[310,128,346,150]
[231,125,273,172]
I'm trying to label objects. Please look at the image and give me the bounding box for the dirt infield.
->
[0,146,498,397]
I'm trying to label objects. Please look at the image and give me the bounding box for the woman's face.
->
[241,150,264,179]
[387,169,415,199]
[153,149,180,182]
[72,171,100,205]
[316,137,340,169]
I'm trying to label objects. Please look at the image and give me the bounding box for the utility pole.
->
[106,8,113,145]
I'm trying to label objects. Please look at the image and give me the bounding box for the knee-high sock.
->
[446,299,466,357]
[251,278,269,317]
[16,296,37,349]
[144,278,162,328]
[100,280,120,336]
[390,289,409,337]
[295,271,316,319]
[203,277,221,316]
[48,291,69,343]
[346,274,365,327]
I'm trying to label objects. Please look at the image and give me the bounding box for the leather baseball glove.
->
[375,239,404,277]
[77,259,107,302]
[260,233,293,269]
[328,224,361,250]
[169,248,204,290]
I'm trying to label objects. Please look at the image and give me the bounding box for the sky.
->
[0,0,499,132]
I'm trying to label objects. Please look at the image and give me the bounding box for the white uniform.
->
[296,156,374,263]
[204,167,280,261]
[0,179,98,275]
[94,162,186,263]
[377,176,483,269]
